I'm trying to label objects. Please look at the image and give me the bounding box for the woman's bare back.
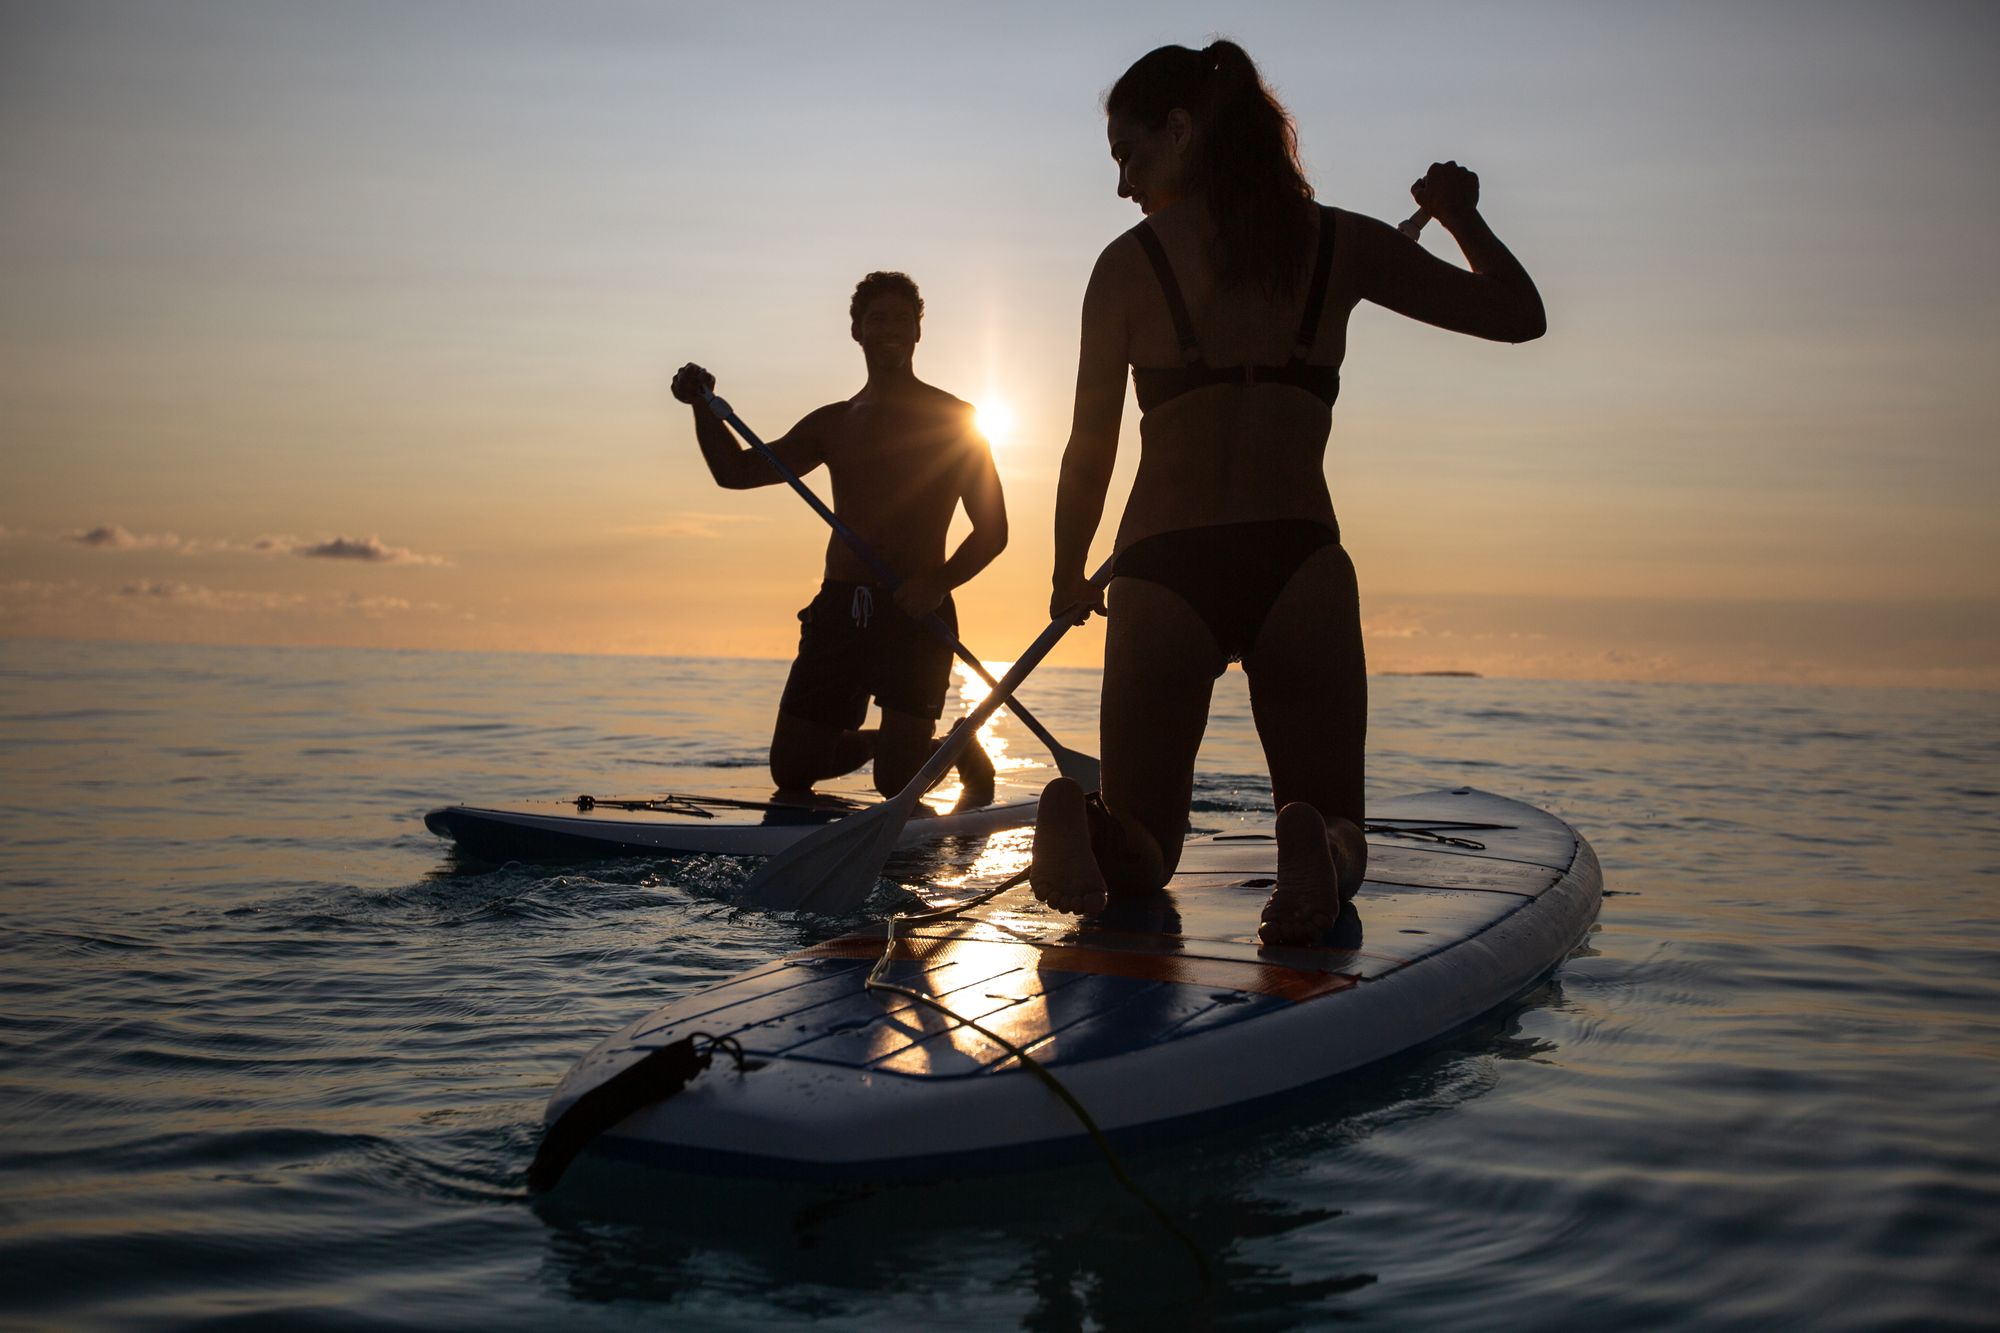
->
[1108,201,1354,548]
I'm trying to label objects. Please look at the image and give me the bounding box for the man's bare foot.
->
[1259,802,1342,947]
[953,735,996,809]
[1030,777,1107,915]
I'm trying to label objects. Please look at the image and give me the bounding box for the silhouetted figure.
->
[1030,42,1544,944]
[672,272,1006,802]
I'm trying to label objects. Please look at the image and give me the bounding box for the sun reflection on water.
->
[950,659,1034,772]
[921,826,1034,903]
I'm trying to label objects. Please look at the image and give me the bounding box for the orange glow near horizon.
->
[0,7,1994,689]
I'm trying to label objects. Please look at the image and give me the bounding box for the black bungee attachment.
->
[572,793,716,818]
[526,1032,750,1192]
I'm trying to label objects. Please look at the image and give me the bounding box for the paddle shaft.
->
[745,556,1115,913]
[872,557,1115,818]
[701,389,1081,769]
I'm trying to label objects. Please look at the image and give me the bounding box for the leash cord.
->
[863,868,1214,1297]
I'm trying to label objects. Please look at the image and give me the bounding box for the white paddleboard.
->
[425,775,1040,861]
[534,787,1601,1182]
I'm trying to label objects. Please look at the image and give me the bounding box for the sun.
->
[974,397,1016,447]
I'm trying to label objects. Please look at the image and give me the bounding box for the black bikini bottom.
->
[1115,519,1342,663]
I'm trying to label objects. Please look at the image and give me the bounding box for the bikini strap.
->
[1132,223,1205,366]
[1291,206,1337,362]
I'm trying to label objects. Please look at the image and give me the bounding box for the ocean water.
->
[1,637,1994,1330]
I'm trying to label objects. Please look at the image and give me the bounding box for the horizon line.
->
[3,630,1993,695]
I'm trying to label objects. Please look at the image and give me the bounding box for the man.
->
[671,271,1006,804]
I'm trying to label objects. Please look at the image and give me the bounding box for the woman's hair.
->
[1106,40,1315,297]
[850,270,924,327]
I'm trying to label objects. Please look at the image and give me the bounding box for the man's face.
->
[854,294,920,369]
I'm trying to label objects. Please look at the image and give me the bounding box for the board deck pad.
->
[543,788,1603,1180]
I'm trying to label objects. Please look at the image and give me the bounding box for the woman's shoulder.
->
[1322,204,1397,247]
[1095,222,1148,266]
[1094,203,1204,277]
[1084,225,1153,300]
[1309,199,1380,241]
[1133,197,1211,242]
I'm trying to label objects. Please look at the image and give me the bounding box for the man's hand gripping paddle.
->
[698,385,1100,795]
[741,559,1115,914]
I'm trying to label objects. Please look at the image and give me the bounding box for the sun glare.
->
[974,398,1016,447]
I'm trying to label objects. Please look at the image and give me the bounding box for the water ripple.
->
[1,642,1995,1328]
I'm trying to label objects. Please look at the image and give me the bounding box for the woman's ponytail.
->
[1108,41,1314,296]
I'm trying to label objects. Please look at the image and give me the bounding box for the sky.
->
[2,0,1996,687]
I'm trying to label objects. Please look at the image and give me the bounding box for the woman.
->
[1031,41,1545,945]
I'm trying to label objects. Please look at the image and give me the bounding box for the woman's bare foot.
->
[1030,777,1107,915]
[1259,802,1342,947]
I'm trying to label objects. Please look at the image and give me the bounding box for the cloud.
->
[336,592,460,616]
[55,526,447,564]
[72,525,183,551]
[1361,607,1432,641]
[337,592,450,616]
[100,582,448,615]
[256,534,447,565]
[116,580,305,612]
[300,536,399,562]
[2,578,464,635]
[120,579,179,596]
[617,513,769,540]
[4,577,81,598]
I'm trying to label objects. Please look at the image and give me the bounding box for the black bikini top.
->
[1129,205,1340,414]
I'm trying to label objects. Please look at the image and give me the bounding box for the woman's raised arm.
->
[1352,162,1545,344]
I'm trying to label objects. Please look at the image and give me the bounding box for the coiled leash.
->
[1363,817,1503,851]
[527,1032,750,1191]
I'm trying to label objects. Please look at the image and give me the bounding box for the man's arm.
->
[893,407,1008,619]
[671,363,830,490]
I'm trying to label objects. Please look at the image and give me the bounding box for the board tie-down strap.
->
[526,1032,748,1191]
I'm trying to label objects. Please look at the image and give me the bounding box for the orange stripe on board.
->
[801,936,899,960]
[800,934,1356,1003]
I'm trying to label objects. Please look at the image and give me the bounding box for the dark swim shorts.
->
[777,581,956,731]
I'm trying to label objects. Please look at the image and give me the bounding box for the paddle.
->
[741,558,1116,914]
[700,386,1099,794]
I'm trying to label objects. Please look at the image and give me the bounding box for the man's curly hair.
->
[849,271,924,328]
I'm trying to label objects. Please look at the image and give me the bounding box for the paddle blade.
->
[741,559,1112,916]
[1051,746,1100,795]
[739,796,913,913]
